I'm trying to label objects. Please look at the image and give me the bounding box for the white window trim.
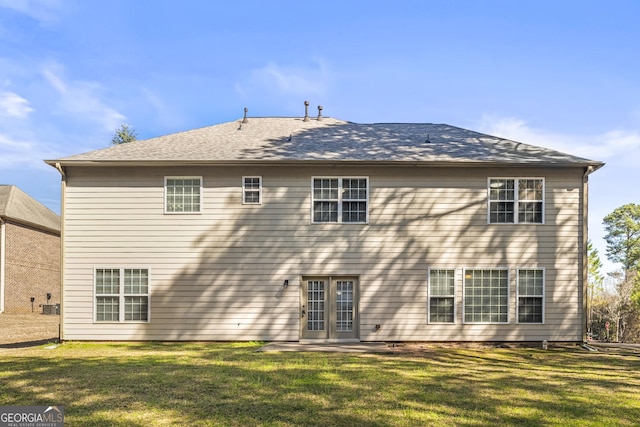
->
[516,267,546,324]
[93,267,151,323]
[164,176,203,214]
[487,177,545,225]
[427,268,457,325]
[462,267,510,325]
[242,176,262,205]
[310,176,369,224]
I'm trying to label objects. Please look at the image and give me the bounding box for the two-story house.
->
[46,113,603,342]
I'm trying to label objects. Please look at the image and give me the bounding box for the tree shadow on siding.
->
[150,120,578,342]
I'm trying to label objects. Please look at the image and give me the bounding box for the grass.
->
[1,342,639,426]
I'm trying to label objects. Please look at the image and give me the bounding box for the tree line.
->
[588,203,640,342]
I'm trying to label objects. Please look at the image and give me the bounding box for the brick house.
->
[0,185,61,314]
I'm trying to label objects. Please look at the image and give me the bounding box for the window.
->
[165,177,202,213]
[95,268,149,322]
[517,269,544,323]
[488,178,544,224]
[428,269,455,323]
[96,269,120,322]
[243,176,262,204]
[464,269,509,323]
[312,177,368,223]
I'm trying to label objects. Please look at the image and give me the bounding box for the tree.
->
[633,274,640,308]
[603,203,640,281]
[587,240,604,335]
[601,204,640,342]
[111,123,137,145]
[602,271,637,341]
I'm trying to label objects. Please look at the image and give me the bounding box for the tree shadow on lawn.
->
[1,343,639,426]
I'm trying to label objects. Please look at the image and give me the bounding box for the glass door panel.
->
[307,280,325,332]
[335,280,353,332]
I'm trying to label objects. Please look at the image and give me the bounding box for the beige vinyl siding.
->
[61,165,585,341]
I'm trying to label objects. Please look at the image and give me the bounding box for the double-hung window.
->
[488,178,544,224]
[165,177,202,213]
[464,269,509,323]
[312,177,368,223]
[95,268,149,322]
[517,269,544,323]
[243,176,262,204]
[428,269,455,323]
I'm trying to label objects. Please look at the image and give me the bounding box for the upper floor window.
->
[312,177,368,223]
[165,177,202,213]
[95,268,149,322]
[243,176,262,204]
[488,178,544,224]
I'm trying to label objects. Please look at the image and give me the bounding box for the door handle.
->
[301,305,306,318]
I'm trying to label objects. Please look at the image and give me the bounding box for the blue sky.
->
[0,0,638,273]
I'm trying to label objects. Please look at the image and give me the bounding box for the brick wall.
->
[3,220,60,314]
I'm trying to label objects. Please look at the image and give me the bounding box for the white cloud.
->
[41,67,66,92]
[0,92,34,118]
[0,59,126,173]
[236,58,331,98]
[140,87,183,129]
[0,132,58,169]
[41,64,126,132]
[0,133,31,150]
[601,129,640,153]
[477,115,640,165]
[0,0,63,24]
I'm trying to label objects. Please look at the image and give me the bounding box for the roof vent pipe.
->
[317,105,323,121]
[303,100,310,122]
[242,107,249,123]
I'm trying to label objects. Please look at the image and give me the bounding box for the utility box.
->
[42,304,60,315]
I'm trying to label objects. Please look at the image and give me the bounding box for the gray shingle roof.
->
[46,117,603,168]
[0,185,61,233]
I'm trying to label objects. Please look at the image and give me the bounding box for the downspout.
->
[0,217,5,313]
[582,165,594,343]
[55,163,66,340]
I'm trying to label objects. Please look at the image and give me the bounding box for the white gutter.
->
[46,159,605,169]
[581,165,596,342]
[54,163,66,340]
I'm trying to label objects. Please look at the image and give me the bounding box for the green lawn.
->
[1,342,639,426]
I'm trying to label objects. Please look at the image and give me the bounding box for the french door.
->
[300,276,359,341]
